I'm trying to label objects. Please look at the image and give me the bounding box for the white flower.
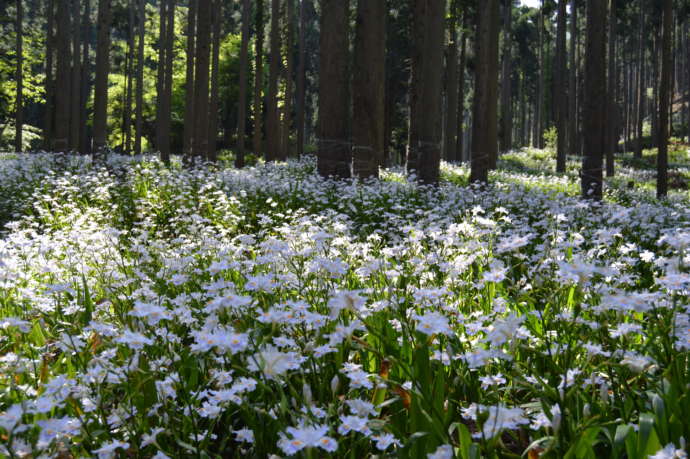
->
[277,424,338,455]
[428,444,454,459]
[414,311,453,336]
[649,443,688,459]
[248,345,305,379]
[234,427,254,444]
[92,440,130,459]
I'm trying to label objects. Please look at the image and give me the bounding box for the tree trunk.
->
[456,18,467,161]
[70,0,82,151]
[296,0,311,157]
[652,32,660,148]
[555,0,567,172]
[80,0,91,154]
[208,0,221,162]
[192,0,211,159]
[44,0,55,150]
[444,1,459,162]
[236,0,251,168]
[183,0,197,159]
[161,0,175,161]
[54,0,72,152]
[14,0,23,153]
[407,0,446,184]
[535,0,544,149]
[657,0,672,198]
[499,0,512,155]
[582,0,606,200]
[156,0,167,155]
[93,0,112,154]
[253,0,265,156]
[605,0,616,176]
[470,0,500,183]
[568,0,577,157]
[352,0,386,178]
[123,1,135,154]
[135,0,145,155]
[279,0,295,159]
[317,0,351,178]
[266,0,282,161]
[634,4,645,159]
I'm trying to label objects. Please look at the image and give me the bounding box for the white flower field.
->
[0,151,689,458]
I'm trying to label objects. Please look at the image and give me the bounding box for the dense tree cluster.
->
[1,0,689,198]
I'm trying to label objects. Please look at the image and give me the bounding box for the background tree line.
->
[1,0,689,198]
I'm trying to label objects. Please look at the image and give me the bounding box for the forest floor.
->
[0,149,689,458]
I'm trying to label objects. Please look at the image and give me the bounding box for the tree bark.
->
[444,1,459,162]
[55,0,72,152]
[568,0,578,157]
[192,0,211,159]
[236,0,251,168]
[605,0,616,176]
[123,1,135,154]
[582,0,606,200]
[407,0,446,184]
[317,0,351,178]
[266,0,282,161]
[352,0,386,178]
[470,0,500,183]
[555,0,567,172]
[208,0,221,162]
[161,0,175,161]
[70,0,82,151]
[456,18,467,161]
[535,0,544,149]
[93,0,112,154]
[80,0,91,154]
[499,0,513,155]
[183,0,197,159]
[280,0,295,160]
[296,0,310,157]
[253,0,265,156]
[44,0,55,150]
[156,0,167,155]
[657,0,672,198]
[135,0,145,155]
[15,0,23,153]
[634,3,645,159]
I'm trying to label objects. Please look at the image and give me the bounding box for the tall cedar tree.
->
[208,0,221,162]
[253,0,265,156]
[582,0,606,199]
[236,0,251,168]
[193,0,211,159]
[266,0,282,161]
[555,0,567,172]
[407,0,446,184]
[296,0,311,157]
[183,0,197,158]
[135,0,145,155]
[568,0,578,156]
[317,0,351,178]
[281,0,295,159]
[352,0,386,178]
[500,0,513,154]
[634,3,645,159]
[44,0,55,149]
[444,0,459,162]
[470,0,500,183]
[456,13,467,161]
[80,0,91,153]
[93,0,112,154]
[70,0,81,151]
[15,0,23,152]
[123,2,134,153]
[161,0,175,161]
[657,0,672,198]
[606,0,616,177]
[156,0,167,155]
[54,0,71,152]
